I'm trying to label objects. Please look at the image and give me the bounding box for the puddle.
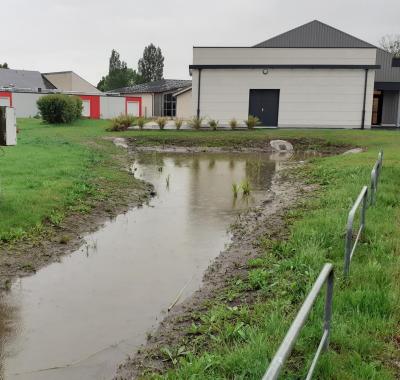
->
[0,152,290,379]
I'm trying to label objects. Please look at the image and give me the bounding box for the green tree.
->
[97,50,143,92]
[0,63,9,69]
[379,34,400,57]
[138,44,164,83]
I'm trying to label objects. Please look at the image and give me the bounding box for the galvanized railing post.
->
[344,186,368,278]
[370,150,383,206]
[322,268,334,350]
[263,264,334,380]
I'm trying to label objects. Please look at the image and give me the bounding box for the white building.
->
[190,20,400,129]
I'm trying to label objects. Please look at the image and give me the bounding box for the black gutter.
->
[374,82,400,91]
[189,64,380,70]
[361,69,368,130]
[196,69,202,118]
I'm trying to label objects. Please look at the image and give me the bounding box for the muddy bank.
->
[114,164,315,379]
[127,136,351,156]
[0,172,153,292]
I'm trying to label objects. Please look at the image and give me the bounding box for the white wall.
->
[193,47,377,65]
[192,68,375,128]
[176,90,192,119]
[12,92,42,117]
[100,96,125,119]
[128,93,153,117]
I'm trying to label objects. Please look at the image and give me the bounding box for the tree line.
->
[97,44,164,92]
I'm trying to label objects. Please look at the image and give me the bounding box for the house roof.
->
[0,68,55,90]
[173,86,192,97]
[111,79,192,94]
[254,20,376,49]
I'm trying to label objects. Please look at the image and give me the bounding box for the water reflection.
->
[1,152,289,380]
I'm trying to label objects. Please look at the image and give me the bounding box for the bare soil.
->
[114,163,316,379]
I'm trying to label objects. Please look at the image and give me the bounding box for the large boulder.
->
[270,139,294,152]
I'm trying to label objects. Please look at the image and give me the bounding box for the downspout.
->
[196,69,202,118]
[361,69,368,130]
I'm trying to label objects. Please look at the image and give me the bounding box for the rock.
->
[342,148,363,155]
[113,137,128,149]
[270,139,294,152]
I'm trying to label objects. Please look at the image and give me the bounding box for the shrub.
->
[107,114,136,131]
[72,96,83,119]
[244,115,260,129]
[137,117,146,130]
[208,119,219,131]
[156,117,168,130]
[188,116,204,130]
[175,118,183,130]
[229,118,238,130]
[37,94,82,124]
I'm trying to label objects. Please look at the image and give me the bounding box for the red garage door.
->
[78,95,100,119]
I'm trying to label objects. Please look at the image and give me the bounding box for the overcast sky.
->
[2,0,399,86]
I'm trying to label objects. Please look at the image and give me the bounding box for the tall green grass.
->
[0,118,143,242]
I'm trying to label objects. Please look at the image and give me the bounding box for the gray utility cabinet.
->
[0,106,17,146]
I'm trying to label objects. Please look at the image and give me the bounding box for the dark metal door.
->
[249,89,280,126]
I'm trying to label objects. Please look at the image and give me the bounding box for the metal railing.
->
[344,185,368,277]
[370,150,383,205]
[262,263,334,380]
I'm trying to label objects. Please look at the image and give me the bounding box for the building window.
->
[163,93,176,117]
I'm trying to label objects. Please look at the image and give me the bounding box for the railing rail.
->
[344,185,368,277]
[370,150,383,205]
[262,263,334,380]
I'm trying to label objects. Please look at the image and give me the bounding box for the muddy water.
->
[0,152,288,380]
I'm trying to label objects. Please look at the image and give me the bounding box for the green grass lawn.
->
[0,118,143,242]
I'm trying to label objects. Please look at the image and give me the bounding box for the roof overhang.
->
[374,82,400,91]
[189,64,380,70]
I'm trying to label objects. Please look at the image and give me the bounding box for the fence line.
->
[370,150,383,205]
[262,264,334,380]
[343,185,368,277]
[262,150,384,379]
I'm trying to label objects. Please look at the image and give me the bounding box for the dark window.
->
[392,58,400,67]
[163,93,176,117]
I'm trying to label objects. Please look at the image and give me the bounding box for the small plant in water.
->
[188,116,204,130]
[241,179,251,196]
[156,117,168,130]
[244,115,260,129]
[175,118,183,130]
[137,117,146,130]
[166,174,170,188]
[208,119,219,131]
[229,118,238,130]
[232,183,239,198]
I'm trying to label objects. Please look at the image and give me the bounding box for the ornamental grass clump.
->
[229,118,238,130]
[137,117,146,130]
[208,119,219,131]
[107,114,136,131]
[156,117,168,130]
[175,118,183,130]
[244,115,260,129]
[188,116,204,130]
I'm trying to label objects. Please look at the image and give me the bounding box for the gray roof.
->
[0,68,55,90]
[254,20,376,49]
[111,79,192,94]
